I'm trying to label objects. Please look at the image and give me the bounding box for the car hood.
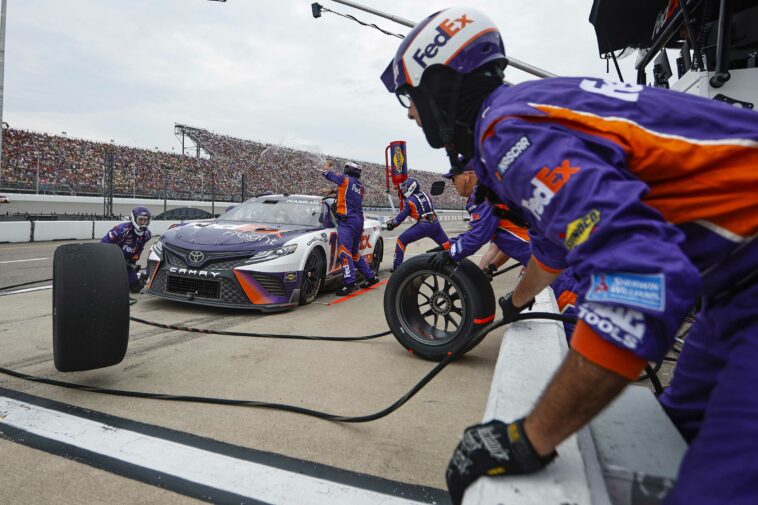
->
[162,221,320,252]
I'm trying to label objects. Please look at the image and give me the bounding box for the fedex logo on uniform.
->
[412,15,473,69]
[522,160,580,220]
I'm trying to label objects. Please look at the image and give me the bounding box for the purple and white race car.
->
[144,194,383,311]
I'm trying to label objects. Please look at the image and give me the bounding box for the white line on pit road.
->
[0,286,53,296]
[0,257,49,264]
[0,397,428,505]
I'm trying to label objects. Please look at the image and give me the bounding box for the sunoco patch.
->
[564,209,600,249]
[587,272,665,311]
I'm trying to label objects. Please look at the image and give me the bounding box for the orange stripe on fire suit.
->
[337,178,349,216]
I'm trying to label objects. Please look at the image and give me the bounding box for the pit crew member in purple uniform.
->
[381,7,758,505]
[321,161,379,295]
[430,163,577,334]
[101,206,152,293]
[385,177,450,272]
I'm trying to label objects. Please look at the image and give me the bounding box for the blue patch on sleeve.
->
[586,272,665,312]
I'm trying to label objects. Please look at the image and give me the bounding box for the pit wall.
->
[0,220,182,243]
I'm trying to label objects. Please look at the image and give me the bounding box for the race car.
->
[144,194,383,311]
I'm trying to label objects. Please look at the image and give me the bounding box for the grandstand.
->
[0,126,464,209]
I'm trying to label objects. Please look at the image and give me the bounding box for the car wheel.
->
[299,248,324,305]
[53,243,130,372]
[370,237,383,275]
[383,255,496,361]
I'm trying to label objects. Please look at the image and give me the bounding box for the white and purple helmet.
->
[130,206,151,236]
[344,161,362,178]
[380,8,506,155]
[380,8,505,95]
[400,177,420,199]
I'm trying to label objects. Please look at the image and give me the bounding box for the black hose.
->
[130,316,390,342]
[0,312,573,423]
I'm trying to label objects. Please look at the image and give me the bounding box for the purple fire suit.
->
[449,188,577,335]
[101,222,152,287]
[471,77,758,504]
[391,190,450,269]
[322,170,375,286]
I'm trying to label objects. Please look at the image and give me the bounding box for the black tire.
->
[370,237,384,275]
[383,255,496,361]
[299,248,324,305]
[53,243,130,372]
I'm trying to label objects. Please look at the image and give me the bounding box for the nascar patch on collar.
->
[587,272,665,312]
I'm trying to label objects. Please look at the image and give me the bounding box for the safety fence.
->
[0,220,182,243]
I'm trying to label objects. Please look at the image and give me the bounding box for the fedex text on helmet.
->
[412,15,473,69]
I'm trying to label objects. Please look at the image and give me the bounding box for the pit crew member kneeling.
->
[101,206,152,293]
[381,7,758,505]
[321,161,379,295]
[385,177,450,272]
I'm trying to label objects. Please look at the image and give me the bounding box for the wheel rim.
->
[301,253,322,298]
[394,269,466,347]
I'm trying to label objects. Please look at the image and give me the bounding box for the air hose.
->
[0,312,573,423]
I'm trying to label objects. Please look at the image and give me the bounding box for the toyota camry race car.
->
[144,194,383,311]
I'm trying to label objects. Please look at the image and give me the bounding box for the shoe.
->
[335,285,357,296]
[360,277,379,289]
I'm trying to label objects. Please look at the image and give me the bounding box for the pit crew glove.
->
[483,263,497,281]
[385,218,398,231]
[446,418,556,505]
[127,262,141,273]
[429,250,454,272]
[498,292,534,324]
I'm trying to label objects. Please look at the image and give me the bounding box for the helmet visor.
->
[135,216,150,226]
[395,89,412,109]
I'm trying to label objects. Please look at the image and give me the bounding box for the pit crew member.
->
[430,163,577,334]
[381,7,758,505]
[385,177,450,271]
[321,161,379,295]
[101,206,152,293]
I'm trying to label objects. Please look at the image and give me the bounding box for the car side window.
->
[321,200,337,228]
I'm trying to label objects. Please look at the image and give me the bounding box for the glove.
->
[446,418,556,505]
[385,218,398,231]
[482,263,497,281]
[426,245,444,253]
[498,292,534,323]
[429,250,454,272]
[127,262,141,273]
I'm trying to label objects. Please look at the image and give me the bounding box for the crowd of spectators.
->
[0,127,464,208]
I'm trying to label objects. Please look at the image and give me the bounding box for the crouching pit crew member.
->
[385,177,450,272]
[321,160,379,295]
[381,6,758,505]
[431,162,578,335]
[101,206,152,293]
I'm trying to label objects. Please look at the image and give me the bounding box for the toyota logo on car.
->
[188,250,205,265]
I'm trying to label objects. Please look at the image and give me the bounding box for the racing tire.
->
[384,255,496,361]
[53,243,130,372]
[370,237,384,275]
[299,248,324,305]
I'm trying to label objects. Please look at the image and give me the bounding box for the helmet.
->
[130,206,151,236]
[380,8,506,162]
[400,177,420,199]
[225,205,237,213]
[344,161,362,178]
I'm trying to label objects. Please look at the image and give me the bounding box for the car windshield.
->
[219,197,322,227]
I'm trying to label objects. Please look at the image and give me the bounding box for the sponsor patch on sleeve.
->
[587,272,665,312]
[578,302,646,350]
[564,209,600,250]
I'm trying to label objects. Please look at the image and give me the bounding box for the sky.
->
[3,0,643,173]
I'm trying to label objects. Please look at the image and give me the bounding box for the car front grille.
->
[167,275,220,299]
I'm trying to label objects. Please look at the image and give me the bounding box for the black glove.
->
[498,292,534,323]
[429,250,454,272]
[426,245,444,253]
[385,218,398,231]
[127,262,141,273]
[446,418,556,505]
[482,263,497,281]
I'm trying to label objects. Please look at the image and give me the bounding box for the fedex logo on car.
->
[412,14,474,69]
